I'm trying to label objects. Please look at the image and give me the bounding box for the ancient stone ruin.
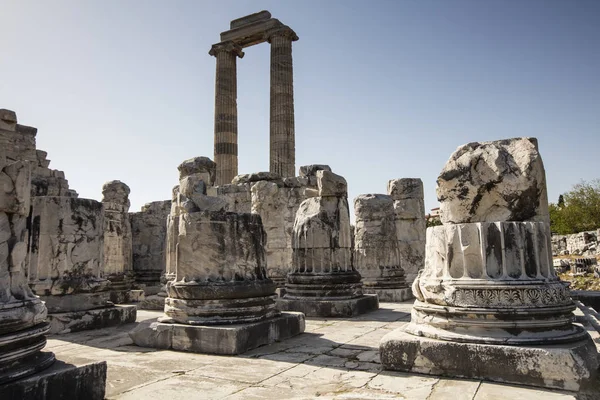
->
[210,10,298,185]
[380,137,599,391]
[277,170,379,316]
[353,194,410,301]
[129,157,304,354]
[0,114,107,397]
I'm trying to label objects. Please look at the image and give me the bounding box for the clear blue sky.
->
[2,1,599,215]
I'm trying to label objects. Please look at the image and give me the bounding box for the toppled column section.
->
[277,170,379,317]
[387,178,426,284]
[379,137,598,391]
[354,194,410,302]
[102,181,133,291]
[28,197,136,334]
[129,156,304,354]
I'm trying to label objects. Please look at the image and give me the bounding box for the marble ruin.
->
[277,170,379,317]
[129,156,304,354]
[353,194,411,301]
[380,137,599,391]
[102,180,135,295]
[0,113,107,398]
[388,178,426,284]
[131,200,171,289]
[211,10,298,185]
[2,9,599,398]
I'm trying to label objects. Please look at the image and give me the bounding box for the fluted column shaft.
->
[269,29,297,178]
[210,42,243,186]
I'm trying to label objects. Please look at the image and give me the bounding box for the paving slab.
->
[44,301,584,399]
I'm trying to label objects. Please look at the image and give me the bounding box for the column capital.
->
[265,26,299,43]
[209,41,244,58]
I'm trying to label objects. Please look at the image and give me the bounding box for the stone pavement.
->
[45,301,587,399]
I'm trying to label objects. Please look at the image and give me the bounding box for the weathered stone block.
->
[277,295,379,317]
[437,137,549,224]
[0,360,107,400]
[47,305,136,335]
[130,312,304,355]
[380,328,598,392]
[388,178,423,200]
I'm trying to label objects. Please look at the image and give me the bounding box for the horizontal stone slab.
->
[363,287,413,303]
[129,312,304,355]
[0,359,107,400]
[277,294,379,317]
[47,305,137,334]
[379,328,599,392]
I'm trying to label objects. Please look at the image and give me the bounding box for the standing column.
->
[209,41,244,186]
[268,27,298,178]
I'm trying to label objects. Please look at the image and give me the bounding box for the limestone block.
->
[0,160,31,215]
[47,305,137,334]
[102,181,132,283]
[232,171,282,185]
[29,197,106,296]
[179,175,207,197]
[388,178,424,200]
[130,200,171,284]
[392,198,425,220]
[298,164,331,177]
[437,137,549,224]
[380,328,598,392]
[397,241,425,283]
[175,211,267,282]
[177,156,216,185]
[0,109,17,131]
[317,170,347,197]
[102,180,130,207]
[394,219,426,242]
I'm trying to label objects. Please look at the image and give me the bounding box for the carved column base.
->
[284,271,364,299]
[161,280,279,325]
[0,319,55,384]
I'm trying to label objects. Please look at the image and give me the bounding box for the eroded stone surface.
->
[353,194,408,299]
[387,178,426,284]
[130,201,171,286]
[437,137,549,225]
[102,180,133,290]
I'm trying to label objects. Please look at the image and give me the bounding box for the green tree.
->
[549,179,600,234]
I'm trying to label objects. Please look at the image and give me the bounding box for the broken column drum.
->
[380,137,599,391]
[278,170,379,317]
[0,156,55,384]
[27,196,136,334]
[130,155,304,355]
[353,194,411,302]
[211,11,299,185]
[102,180,133,290]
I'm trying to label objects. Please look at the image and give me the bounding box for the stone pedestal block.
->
[0,360,107,400]
[380,328,598,392]
[277,294,378,317]
[363,287,412,302]
[130,312,304,355]
[47,305,137,335]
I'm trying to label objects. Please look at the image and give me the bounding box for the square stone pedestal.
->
[277,294,379,317]
[138,294,166,310]
[379,328,599,392]
[110,289,145,304]
[129,312,305,355]
[0,360,107,400]
[364,288,413,302]
[48,305,137,334]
